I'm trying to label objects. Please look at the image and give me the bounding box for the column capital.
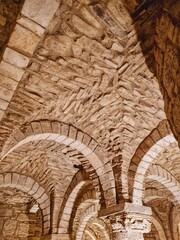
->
[110,213,151,234]
[98,202,152,239]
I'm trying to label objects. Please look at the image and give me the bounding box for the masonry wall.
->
[0,203,42,239]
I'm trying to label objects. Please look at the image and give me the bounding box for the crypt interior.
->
[0,0,180,239]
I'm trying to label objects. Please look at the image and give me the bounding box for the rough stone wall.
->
[0,203,41,239]
[0,0,179,239]
[0,0,24,59]
[154,0,180,144]
[125,0,180,145]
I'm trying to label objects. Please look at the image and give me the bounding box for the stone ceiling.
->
[0,0,179,238]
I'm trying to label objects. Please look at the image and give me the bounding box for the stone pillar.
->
[41,234,70,240]
[99,202,152,240]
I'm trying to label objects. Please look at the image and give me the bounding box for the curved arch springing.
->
[1,120,116,207]
[0,172,50,235]
[58,171,90,234]
[132,134,176,205]
[76,201,99,240]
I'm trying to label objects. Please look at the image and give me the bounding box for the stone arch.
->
[75,201,99,240]
[133,164,180,205]
[83,218,111,240]
[0,172,50,235]
[0,0,60,121]
[1,120,116,207]
[84,229,96,240]
[69,187,97,240]
[92,219,111,240]
[144,188,180,210]
[128,120,172,199]
[147,165,180,203]
[58,170,91,234]
[150,216,167,240]
[132,133,176,205]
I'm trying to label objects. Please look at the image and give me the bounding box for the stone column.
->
[99,202,152,240]
[41,234,70,240]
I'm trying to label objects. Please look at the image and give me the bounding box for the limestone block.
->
[44,35,73,57]
[8,24,40,56]
[0,61,24,81]
[3,219,17,235]
[0,99,8,110]
[0,74,18,91]
[72,15,100,38]
[21,0,60,28]
[0,209,13,217]
[11,173,19,188]
[18,16,45,36]
[3,48,29,68]
[4,173,11,187]
[0,86,13,102]
[16,223,29,237]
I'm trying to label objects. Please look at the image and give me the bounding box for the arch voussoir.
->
[1,120,116,207]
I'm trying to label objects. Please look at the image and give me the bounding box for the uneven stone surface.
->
[0,0,179,239]
[0,188,41,239]
[0,0,24,59]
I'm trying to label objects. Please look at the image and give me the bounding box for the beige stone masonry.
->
[76,201,99,240]
[21,0,60,28]
[99,203,152,240]
[2,120,116,207]
[147,165,180,203]
[0,0,60,121]
[58,180,87,234]
[0,172,51,234]
[133,134,176,205]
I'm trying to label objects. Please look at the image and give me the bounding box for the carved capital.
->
[110,213,125,233]
[125,215,151,233]
[109,213,151,234]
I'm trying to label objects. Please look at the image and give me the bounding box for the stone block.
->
[72,15,99,38]
[3,48,29,68]
[31,121,42,134]
[24,177,35,191]
[8,24,40,56]
[18,16,45,36]
[51,121,61,133]
[0,86,13,102]
[44,35,73,57]
[68,125,77,140]
[12,128,25,142]
[28,182,40,195]
[17,175,27,189]
[0,98,8,110]
[21,0,60,28]
[11,173,19,187]
[0,74,18,91]
[0,61,24,81]
[3,219,17,235]
[60,123,69,136]
[4,173,12,186]
[40,120,52,133]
